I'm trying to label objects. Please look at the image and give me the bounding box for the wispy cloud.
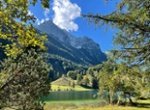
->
[52,0,81,31]
[36,8,50,25]
[27,10,34,16]
[44,8,50,20]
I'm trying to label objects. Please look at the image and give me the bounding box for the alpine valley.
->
[36,20,107,79]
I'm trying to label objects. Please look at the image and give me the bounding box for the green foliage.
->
[0,0,51,109]
[98,60,119,104]
[81,75,90,86]
[0,49,51,110]
[91,77,99,89]
[47,54,87,80]
[77,64,102,88]
[0,0,50,58]
[84,0,150,64]
[84,0,150,105]
[98,60,150,105]
[67,70,78,80]
[77,74,82,84]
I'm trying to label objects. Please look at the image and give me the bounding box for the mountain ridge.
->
[36,20,107,78]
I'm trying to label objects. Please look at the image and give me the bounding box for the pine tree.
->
[84,0,150,64]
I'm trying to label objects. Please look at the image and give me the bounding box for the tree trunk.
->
[117,95,121,105]
[109,90,114,104]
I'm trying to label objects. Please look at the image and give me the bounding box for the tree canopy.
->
[84,0,150,104]
[84,0,150,64]
[0,0,49,58]
[0,0,51,109]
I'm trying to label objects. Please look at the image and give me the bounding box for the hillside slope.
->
[35,21,107,79]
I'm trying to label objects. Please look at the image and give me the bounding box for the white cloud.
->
[36,18,44,25]
[27,10,33,16]
[52,0,81,31]
[44,8,50,20]
[36,8,50,25]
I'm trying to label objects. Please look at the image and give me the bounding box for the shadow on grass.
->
[133,102,150,108]
[128,99,150,109]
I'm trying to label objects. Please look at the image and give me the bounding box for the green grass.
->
[136,99,150,104]
[45,99,102,105]
[44,99,150,110]
[77,105,150,110]
[51,84,92,91]
[44,99,105,110]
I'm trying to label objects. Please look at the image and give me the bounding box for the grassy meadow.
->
[44,99,150,110]
[51,85,91,91]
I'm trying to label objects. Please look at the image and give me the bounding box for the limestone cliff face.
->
[36,20,107,66]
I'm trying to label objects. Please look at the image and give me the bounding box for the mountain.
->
[36,20,107,78]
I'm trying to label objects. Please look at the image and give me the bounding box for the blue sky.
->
[29,0,120,52]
